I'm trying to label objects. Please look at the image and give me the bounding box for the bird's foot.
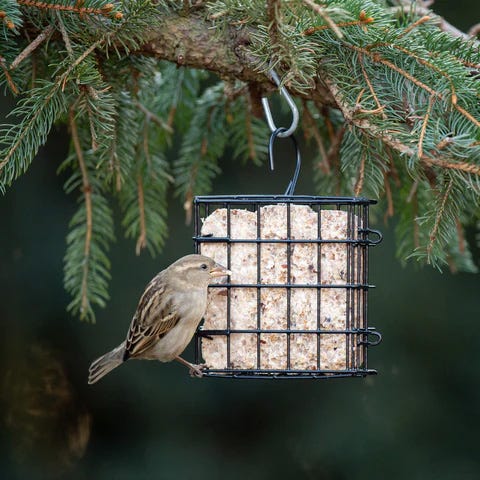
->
[189,363,207,378]
[175,356,207,378]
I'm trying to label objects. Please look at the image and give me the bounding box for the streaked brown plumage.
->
[88,254,230,384]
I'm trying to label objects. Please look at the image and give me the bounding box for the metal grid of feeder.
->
[193,195,382,379]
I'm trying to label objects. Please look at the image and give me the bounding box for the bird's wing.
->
[124,276,180,359]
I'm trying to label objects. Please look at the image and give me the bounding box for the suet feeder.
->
[193,71,382,379]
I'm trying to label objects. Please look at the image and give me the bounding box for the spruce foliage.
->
[1,0,479,319]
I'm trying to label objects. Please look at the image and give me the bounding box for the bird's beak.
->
[209,263,232,278]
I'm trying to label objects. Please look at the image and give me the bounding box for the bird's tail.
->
[88,343,126,385]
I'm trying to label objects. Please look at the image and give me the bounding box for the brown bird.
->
[88,254,230,384]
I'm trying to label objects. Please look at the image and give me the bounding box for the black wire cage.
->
[193,195,382,379]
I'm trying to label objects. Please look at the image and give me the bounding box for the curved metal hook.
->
[268,127,301,195]
[261,70,299,138]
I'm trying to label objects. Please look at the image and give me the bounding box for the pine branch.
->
[0,80,69,192]
[119,120,170,257]
[63,106,115,321]
[174,83,228,222]
[17,0,123,20]
[0,0,22,32]
[2,0,480,321]
[9,24,54,70]
[69,106,94,316]
[228,93,269,166]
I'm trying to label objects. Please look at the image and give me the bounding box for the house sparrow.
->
[88,254,231,384]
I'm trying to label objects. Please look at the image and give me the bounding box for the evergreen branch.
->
[2,0,480,321]
[421,157,480,176]
[59,39,102,89]
[346,43,440,98]
[0,81,69,191]
[63,109,115,321]
[2,0,157,191]
[454,103,480,129]
[0,8,16,30]
[359,53,385,118]
[117,66,172,255]
[342,43,479,129]
[9,23,54,70]
[85,94,98,151]
[174,83,227,221]
[228,93,269,165]
[0,55,18,94]
[455,219,466,255]
[302,100,330,174]
[0,0,22,31]
[409,174,479,271]
[418,95,434,159]
[426,177,454,261]
[302,7,373,37]
[354,151,365,196]
[136,101,173,132]
[57,12,74,56]
[119,142,170,256]
[266,0,281,47]
[139,12,270,87]
[17,0,123,20]
[324,78,480,178]
[68,105,93,316]
[370,42,458,103]
[301,0,344,38]
[135,172,147,255]
[244,107,255,161]
[391,2,477,42]
[384,171,394,219]
[398,15,432,37]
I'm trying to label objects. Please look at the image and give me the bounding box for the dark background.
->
[1,3,479,479]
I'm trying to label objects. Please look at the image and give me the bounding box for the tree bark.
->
[138,11,336,106]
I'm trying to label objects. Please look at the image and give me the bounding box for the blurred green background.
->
[1,2,480,479]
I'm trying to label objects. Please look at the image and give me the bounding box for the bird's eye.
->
[200,263,208,270]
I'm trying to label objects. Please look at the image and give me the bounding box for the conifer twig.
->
[69,105,92,315]
[413,193,420,249]
[324,79,480,177]
[266,0,281,48]
[407,180,418,203]
[10,24,55,70]
[354,152,365,196]
[244,108,256,161]
[455,219,465,254]
[398,15,432,37]
[136,102,173,132]
[142,119,151,167]
[391,2,475,42]
[384,173,394,219]
[359,54,385,118]
[16,0,122,19]
[418,96,434,159]
[426,178,453,258]
[0,87,57,173]
[57,13,74,57]
[421,157,480,176]
[301,0,343,38]
[0,56,18,94]
[454,104,480,128]
[302,100,330,173]
[59,39,102,90]
[135,174,147,255]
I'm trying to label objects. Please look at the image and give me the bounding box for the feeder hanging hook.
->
[268,127,301,196]
[261,69,299,138]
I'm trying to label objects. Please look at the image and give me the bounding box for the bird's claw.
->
[189,363,207,378]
